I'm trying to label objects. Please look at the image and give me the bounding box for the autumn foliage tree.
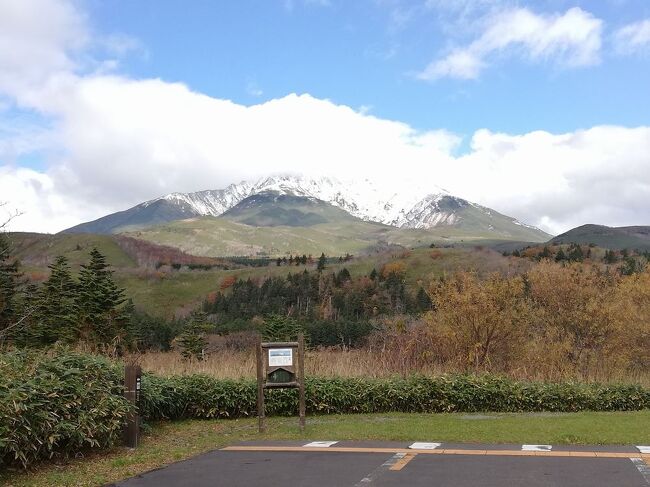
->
[427,272,529,372]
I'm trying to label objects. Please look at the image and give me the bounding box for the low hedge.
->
[140,374,650,421]
[2,348,649,469]
[0,349,132,468]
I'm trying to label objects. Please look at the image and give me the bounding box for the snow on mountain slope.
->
[144,175,454,228]
[63,174,550,239]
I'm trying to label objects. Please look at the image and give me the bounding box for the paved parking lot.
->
[111,441,650,487]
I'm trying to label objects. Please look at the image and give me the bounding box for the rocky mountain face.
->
[62,174,549,240]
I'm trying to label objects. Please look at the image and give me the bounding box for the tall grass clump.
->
[0,348,132,469]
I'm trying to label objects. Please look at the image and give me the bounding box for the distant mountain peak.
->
[62,174,549,241]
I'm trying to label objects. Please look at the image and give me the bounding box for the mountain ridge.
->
[550,224,650,250]
[62,174,550,240]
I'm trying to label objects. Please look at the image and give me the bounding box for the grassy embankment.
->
[2,411,649,487]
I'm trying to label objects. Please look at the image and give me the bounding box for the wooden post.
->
[256,335,266,433]
[124,364,141,448]
[298,333,306,432]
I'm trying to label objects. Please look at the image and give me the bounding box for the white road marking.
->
[303,441,338,447]
[631,458,650,485]
[409,442,441,450]
[354,453,406,485]
[522,444,552,451]
[637,446,650,454]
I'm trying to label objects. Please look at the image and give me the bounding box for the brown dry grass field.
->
[135,349,650,386]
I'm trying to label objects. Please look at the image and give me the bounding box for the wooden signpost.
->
[123,364,141,448]
[256,334,306,433]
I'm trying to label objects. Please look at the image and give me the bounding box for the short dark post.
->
[124,364,141,448]
[256,336,266,433]
[297,333,306,431]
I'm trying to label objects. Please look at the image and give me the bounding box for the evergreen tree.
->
[620,256,646,276]
[276,257,282,266]
[568,244,584,262]
[0,232,22,335]
[603,249,618,264]
[555,248,567,262]
[539,246,552,259]
[263,314,303,342]
[76,248,128,347]
[32,256,79,345]
[369,268,378,281]
[336,268,351,284]
[177,310,211,360]
[415,287,432,312]
[317,253,327,272]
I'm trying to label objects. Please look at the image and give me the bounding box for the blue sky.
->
[85,0,650,138]
[1,0,649,233]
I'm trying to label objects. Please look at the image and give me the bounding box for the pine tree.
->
[336,268,351,285]
[76,248,128,347]
[415,287,432,312]
[603,249,618,264]
[555,248,567,262]
[620,256,645,276]
[369,268,378,281]
[32,256,79,345]
[263,314,302,342]
[568,244,584,262]
[177,310,211,360]
[0,232,22,335]
[317,253,327,272]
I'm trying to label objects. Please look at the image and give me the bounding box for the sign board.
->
[257,336,305,433]
[268,348,293,367]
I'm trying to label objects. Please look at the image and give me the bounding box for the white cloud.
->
[1,0,649,237]
[418,7,603,80]
[0,0,87,104]
[451,126,650,235]
[613,19,650,54]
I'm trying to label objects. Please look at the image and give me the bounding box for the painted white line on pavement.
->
[409,442,441,450]
[637,446,650,454]
[354,453,406,485]
[522,445,552,451]
[631,458,650,485]
[303,441,338,447]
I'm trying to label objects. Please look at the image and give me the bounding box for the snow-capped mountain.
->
[62,174,548,239]
[144,175,454,228]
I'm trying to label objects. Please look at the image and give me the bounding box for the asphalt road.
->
[110,441,650,487]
